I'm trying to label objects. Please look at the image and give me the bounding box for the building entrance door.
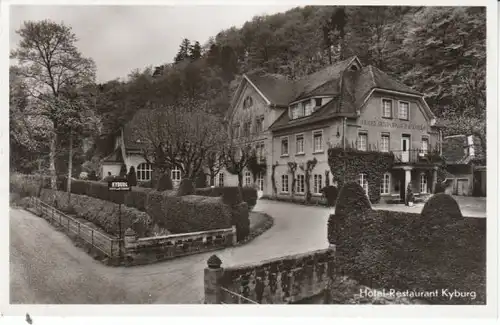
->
[257,172,264,198]
[401,135,411,163]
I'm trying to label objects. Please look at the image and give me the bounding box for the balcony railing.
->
[392,149,442,165]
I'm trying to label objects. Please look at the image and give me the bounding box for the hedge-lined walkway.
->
[10,200,331,304]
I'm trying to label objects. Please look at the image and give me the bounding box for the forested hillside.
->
[11,6,486,175]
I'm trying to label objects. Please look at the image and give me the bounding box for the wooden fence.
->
[30,197,121,258]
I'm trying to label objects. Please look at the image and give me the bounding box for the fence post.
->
[78,222,80,236]
[68,218,70,231]
[91,230,94,248]
[231,226,237,246]
[204,254,224,304]
[123,228,137,258]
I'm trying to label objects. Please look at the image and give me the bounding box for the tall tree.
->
[174,38,191,63]
[190,41,202,60]
[11,20,96,188]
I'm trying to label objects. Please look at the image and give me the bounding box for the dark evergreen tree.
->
[189,41,202,60]
[174,38,191,63]
[119,164,127,177]
[127,166,137,186]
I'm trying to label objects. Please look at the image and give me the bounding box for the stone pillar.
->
[124,228,137,249]
[204,255,224,304]
[432,167,438,194]
[404,167,412,198]
[231,225,237,246]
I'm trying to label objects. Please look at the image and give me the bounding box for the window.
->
[255,116,264,134]
[281,174,289,193]
[313,130,323,152]
[245,171,252,186]
[357,132,367,151]
[233,123,240,138]
[243,121,251,137]
[290,103,305,120]
[313,174,323,194]
[421,137,429,155]
[171,166,182,183]
[467,135,475,156]
[358,173,369,195]
[382,99,392,118]
[243,96,253,109]
[315,98,322,107]
[281,137,289,156]
[304,100,313,116]
[380,173,391,195]
[218,172,224,187]
[399,101,409,120]
[420,173,428,194]
[136,163,152,181]
[256,142,265,162]
[296,174,305,194]
[381,134,390,153]
[296,134,304,154]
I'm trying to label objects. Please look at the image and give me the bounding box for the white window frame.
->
[171,166,182,183]
[313,174,323,194]
[312,129,323,153]
[244,171,252,186]
[421,137,429,155]
[136,163,153,181]
[380,173,391,195]
[420,173,428,194]
[296,174,305,194]
[381,98,393,118]
[398,101,410,120]
[281,136,289,156]
[296,133,305,155]
[358,173,369,195]
[218,172,224,187]
[357,132,368,151]
[281,174,289,193]
[381,133,390,153]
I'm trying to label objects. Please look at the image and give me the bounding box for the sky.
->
[9,4,298,83]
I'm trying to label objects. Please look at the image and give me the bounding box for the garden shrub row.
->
[39,189,165,238]
[194,186,258,211]
[328,182,486,305]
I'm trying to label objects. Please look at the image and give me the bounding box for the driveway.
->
[10,200,331,304]
[372,195,486,218]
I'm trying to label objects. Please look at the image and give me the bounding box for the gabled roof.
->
[269,60,431,132]
[101,147,124,164]
[244,72,296,107]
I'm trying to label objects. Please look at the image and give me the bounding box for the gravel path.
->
[10,200,331,304]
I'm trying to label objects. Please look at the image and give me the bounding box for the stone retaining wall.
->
[124,226,236,265]
[204,246,336,304]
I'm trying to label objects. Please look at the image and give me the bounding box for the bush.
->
[157,172,173,191]
[405,182,414,205]
[421,193,463,225]
[119,164,127,177]
[177,178,195,196]
[194,171,207,188]
[88,171,98,181]
[435,182,446,193]
[335,182,371,218]
[231,202,250,241]
[40,189,160,237]
[241,186,258,211]
[10,174,44,198]
[128,166,137,187]
[144,191,232,234]
[330,207,486,304]
[321,186,338,207]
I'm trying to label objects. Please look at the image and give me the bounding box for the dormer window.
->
[350,65,359,71]
[315,98,322,107]
[243,96,253,109]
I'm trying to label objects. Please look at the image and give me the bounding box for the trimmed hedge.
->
[320,186,338,207]
[39,189,163,237]
[10,174,44,198]
[335,182,371,217]
[421,193,463,226]
[157,173,173,191]
[177,179,195,196]
[240,187,258,211]
[231,202,250,241]
[328,189,485,304]
[144,192,232,234]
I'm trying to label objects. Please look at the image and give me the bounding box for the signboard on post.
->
[108,179,131,191]
[108,178,130,259]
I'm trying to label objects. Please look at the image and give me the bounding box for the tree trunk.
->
[238,173,243,187]
[49,131,57,189]
[67,129,73,203]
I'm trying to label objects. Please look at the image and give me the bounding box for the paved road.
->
[10,201,331,304]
